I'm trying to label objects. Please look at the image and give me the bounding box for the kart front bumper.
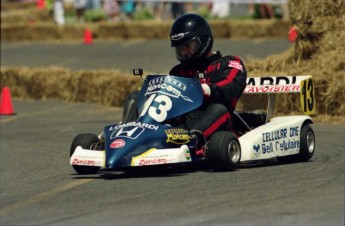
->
[70,145,192,168]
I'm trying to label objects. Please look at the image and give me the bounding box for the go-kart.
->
[70,70,316,174]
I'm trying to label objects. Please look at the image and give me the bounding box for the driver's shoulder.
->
[221,54,242,61]
[169,63,183,75]
[220,55,245,67]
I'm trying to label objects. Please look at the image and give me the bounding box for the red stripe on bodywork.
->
[203,113,231,139]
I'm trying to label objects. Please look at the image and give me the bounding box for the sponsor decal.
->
[300,77,315,115]
[277,139,300,152]
[247,76,297,86]
[244,85,300,93]
[139,158,167,166]
[206,63,221,73]
[72,158,96,166]
[110,122,159,131]
[262,143,274,154]
[171,32,189,40]
[254,140,301,154]
[145,77,192,102]
[253,144,260,157]
[277,126,300,152]
[289,126,299,137]
[111,126,145,139]
[254,126,300,155]
[228,60,243,72]
[165,129,191,145]
[198,37,211,57]
[262,128,288,142]
[252,142,281,154]
[185,149,191,160]
[244,76,301,93]
[110,139,125,149]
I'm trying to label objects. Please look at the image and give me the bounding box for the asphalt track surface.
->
[1,39,292,73]
[1,40,344,225]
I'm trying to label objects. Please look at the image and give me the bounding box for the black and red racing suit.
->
[169,51,247,139]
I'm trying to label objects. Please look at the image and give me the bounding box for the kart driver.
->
[168,14,247,139]
[122,13,247,150]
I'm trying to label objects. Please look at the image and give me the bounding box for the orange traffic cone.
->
[0,87,16,115]
[288,26,298,42]
[37,0,46,10]
[84,28,93,45]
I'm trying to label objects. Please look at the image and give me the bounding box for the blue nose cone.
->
[104,123,170,169]
[106,147,132,169]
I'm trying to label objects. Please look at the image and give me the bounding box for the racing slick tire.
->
[70,133,102,174]
[206,131,241,171]
[277,124,315,163]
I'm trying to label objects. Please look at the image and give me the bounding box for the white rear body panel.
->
[239,116,312,162]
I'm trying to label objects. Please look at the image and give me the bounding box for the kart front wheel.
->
[70,133,102,174]
[206,131,241,171]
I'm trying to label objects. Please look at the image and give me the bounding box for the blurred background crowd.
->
[4,0,288,25]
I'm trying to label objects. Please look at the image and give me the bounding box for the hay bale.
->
[0,67,142,107]
[71,70,142,106]
[1,19,290,41]
[98,21,170,39]
[0,67,73,100]
[1,22,58,41]
[209,20,230,38]
[1,1,36,11]
[1,23,93,41]
[125,21,171,39]
[289,0,345,23]
[0,24,30,40]
[98,23,128,39]
[289,0,345,60]
[245,16,345,117]
[1,8,50,24]
[1,1,50,24]
[229,19,290,39]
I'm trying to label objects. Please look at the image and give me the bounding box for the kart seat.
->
[232,110,267,135]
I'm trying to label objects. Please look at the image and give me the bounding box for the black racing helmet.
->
[170,13,213,63]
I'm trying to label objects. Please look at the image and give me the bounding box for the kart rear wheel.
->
[277,124,315,163]
[70,133,102,174]
[206,131,241,171]
[298,124,315,161]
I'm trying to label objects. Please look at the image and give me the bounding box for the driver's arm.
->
[208,56,247,110]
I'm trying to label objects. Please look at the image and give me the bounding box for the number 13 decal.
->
[300,78,315,115]
[139,94,172,122]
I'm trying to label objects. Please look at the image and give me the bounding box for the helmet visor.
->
[174,37,201,61]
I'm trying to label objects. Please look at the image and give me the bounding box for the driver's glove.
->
[201,83,211,98]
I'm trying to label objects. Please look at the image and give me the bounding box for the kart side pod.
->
[239,115,313,162]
